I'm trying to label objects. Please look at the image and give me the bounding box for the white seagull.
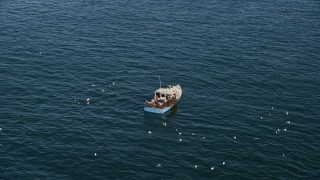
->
[86,98,90,104]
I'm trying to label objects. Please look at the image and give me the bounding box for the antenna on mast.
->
[159,75,161,88]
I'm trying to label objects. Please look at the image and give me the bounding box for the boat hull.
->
[144,106,171,114]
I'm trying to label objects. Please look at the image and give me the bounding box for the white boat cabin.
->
[154,86,177,102]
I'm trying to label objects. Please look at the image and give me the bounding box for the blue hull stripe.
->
[144,106,171,114]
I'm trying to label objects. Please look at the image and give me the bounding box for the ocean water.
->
[1,0,320,179]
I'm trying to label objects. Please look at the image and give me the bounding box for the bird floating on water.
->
[179,132,182,135]
[203,136,206,139]
[148,131,152,134]
[113,82,115,85]
[286,111,289,116]
[179,139,182,142]
[194,165,197,169]
[162,122,167,127]
[94,153,97,156]
[272,106,274,110]
[233,136,237,140]
[210,167,215,170]
[283,128,287,132]
[192,133,195,136]
[86,98,90,105]
[222,162,225,165]
[287,121,291,124]
[156,164,161,168]
[260,116,263,120]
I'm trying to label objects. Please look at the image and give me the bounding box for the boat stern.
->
[144,106,171,114]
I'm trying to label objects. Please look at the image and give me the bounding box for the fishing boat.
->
[144,84,182,114]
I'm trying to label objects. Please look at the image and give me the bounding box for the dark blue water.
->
[1,0,320,179]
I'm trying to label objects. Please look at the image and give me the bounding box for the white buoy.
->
[194,165,197,169]
[222,162,225,165]
[211,167,215,170]
[148,131,152,134]
[179,139,182,142]
[94,153,97,156]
